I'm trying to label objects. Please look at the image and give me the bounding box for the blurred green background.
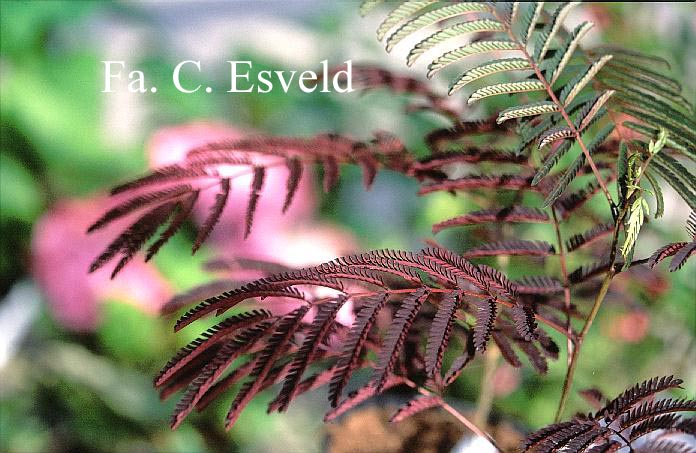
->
[1,2,694,452]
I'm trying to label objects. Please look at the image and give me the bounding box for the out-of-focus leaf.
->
[0,153,43,222]
[0,1,96,59]
[37,341,169,422]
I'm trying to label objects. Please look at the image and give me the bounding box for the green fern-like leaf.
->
[510,2,520,23]
[518,2,545,45]
[515,114,562,155]
[617,142,629,208]
[376,1,436,40]
[601,71,692,112]
[560,55,613,106]
[408,19,506,67]
[623,122,691,159]
[539,126,574,148]
[385,2,491,52]
[534,2,579,62]
[651,161,696,211]
[543,123,614,207]
[427,40,520,78]
[620,107,696,153]
[449,58,531,95]
[532,140,573,185]
[577,90,615,130]
[467,81,545,105]
[644,170,665,219]
[621,197,649,264]
[606,59,681,92]
[652,154,692,188]
[497,101,558,124]
[548,21,594,84]
[615,93,696,145]
[543,151,586,208]
[591,46,671,70]
[652,153,696,197]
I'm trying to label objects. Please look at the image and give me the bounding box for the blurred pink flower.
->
[147,122,315,252]
[148,122,357,325]
[608,311,651,343]
[31,198,172,331]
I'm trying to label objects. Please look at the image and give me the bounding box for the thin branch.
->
[551,207,575,370]
[554,149,657,420]
[554,254,616,421]
[403,378,501,451]
[555,177,625,421]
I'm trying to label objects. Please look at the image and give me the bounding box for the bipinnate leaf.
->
[373,287,430,391]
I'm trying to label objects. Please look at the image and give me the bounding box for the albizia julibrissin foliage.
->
[87,1,695,450]
[523,376,696,453]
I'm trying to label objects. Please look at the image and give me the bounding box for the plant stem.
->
[554,263,615,421]
[442,402,501,451]
[554,145,660,421]
[551,208,575,368]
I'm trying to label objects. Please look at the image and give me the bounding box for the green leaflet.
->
[535,2,578,62]
[560,55,613,106]
[448,57,531,94]
[515,113,561,155]
[532,28,551,63]
[376,1,436,40]
[511,2,520,22]
[578,90,615,130]
[518,2,544,44]
[650,160,696,211]
[385,2,491,52]
[498,2,514,24]
[617,142,629,209]
[644,170,664,219]
[616,92,696,137]
[619,107,696,153]
[467,81,545,104]
[548,21,595,84]
[606,59,681,92]
[615,94,696,145]
[579,107,608,133]
[591,46,672,70]
[408,19,506,66]
[600,72,692,113]
[542,123,614,207]
[497,101,558,124]
[564,90,600,116]
[649,127,668,156]
[652,153,696,194]
[539,126,574,148]
[586,123,615,153]
[623,122,692,159]
[543,152,585,208]
[360,0,384,17]
[532,140,573,185]
[621,197,649,264]
[427,40,519,78]
[620,137,657,267]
